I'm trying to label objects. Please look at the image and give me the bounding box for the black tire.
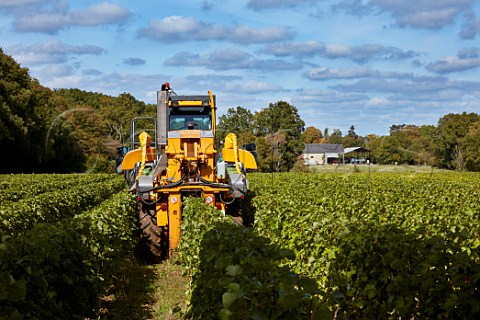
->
[226,198,244,226]
[136,203,168,263]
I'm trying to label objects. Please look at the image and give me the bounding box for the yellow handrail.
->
[137,131,152,179]
[224,133,245,178]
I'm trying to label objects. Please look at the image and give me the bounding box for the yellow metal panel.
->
[168,101,204,106]
[222,148,257,170]
[121,147,155,170]
[156,208,168,227]
[168,193,182,251]
[199,136,216,155]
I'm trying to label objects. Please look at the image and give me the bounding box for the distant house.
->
[303,144,344,165]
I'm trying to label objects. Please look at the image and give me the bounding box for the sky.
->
[1,0,480,136]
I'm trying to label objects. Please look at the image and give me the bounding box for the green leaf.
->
[227,282,240,294]
[225,265,242,276]
[218,308,233,320]
[222,292,237,308]
[364,284,377,299]
[394,297,404,309]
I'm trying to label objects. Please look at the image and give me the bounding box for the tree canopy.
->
[0,48,84,172]
[435,112,480,170]
[303,126,324,144]
[0,49,153,173]
[217,106,255,148]
[2,49,480,172]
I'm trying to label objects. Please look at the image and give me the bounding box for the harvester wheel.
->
[226,199,244,226]
[137,204,167,262]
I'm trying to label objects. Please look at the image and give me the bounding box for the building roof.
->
[344,147,371,154]
[303,144,344,154]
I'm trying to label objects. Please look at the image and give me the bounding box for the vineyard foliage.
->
[250,172,480,318]
[0,174,136,319]
[0,174,124,236]
[2,172,480,319]
[178,197,331,320]
[0,173,113,204]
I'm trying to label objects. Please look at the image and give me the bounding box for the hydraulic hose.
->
[219,190,236,205]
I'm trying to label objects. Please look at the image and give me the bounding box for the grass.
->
[95,256,188,319]
[148,259,188,320]
[308,163,444,173]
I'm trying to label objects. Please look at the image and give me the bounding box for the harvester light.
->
[170,196,178,204]
[160,203,167,211]
[161,82,170,91]
[204,195,214,204]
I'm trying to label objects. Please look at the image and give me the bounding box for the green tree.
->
[368,135,399,164]
[461,121,480,171]
[217,106,255,147]
[253,101,305,172]
[266,132,288,172]
[371,125,436,166]
[435,112,480,169]
[0,49,83,172]
[327,129,342,144]
[303,126,323,144]
[343,125,360,147]
[53,88,153,171]
[417,125,437,166]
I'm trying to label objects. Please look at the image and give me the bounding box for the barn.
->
[303,144,371,165]
[303,144,344,165]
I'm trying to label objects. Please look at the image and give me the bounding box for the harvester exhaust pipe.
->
[157,84,169,147]
[151,84,169,178]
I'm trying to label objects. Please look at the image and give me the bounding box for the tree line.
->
[1,48,479,173]
[0,49,154,173]
[217,105,480,172]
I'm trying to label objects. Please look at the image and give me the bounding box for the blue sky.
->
[1,0,480,136]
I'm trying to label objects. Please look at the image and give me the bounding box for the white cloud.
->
[460,12,480,39]
[335,0,474,30]
[304,66,375,80]
[426,48,480,74]
[294,88,369,103]
[304,66,412,81]
[2,0,480,137]
[224,80,284,94]
[40,64,75,77]
[246,0,319,10]
[164,48,301,71]
[12,2,131,34]
[7,39,104,65]
[137,16,294,44]
[374,0,473,29]
[0,0,48,9]
[123,58,146,66]
[263,40,418,62]
[70,2,130,26]
[366,96,389,106]
[330,76,480,103]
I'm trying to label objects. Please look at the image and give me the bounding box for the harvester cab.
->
[119,83,257,259]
